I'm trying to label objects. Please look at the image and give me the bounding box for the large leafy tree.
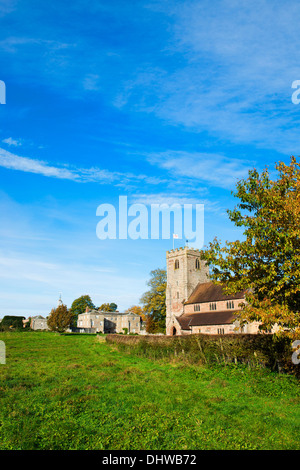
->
[140,268,166,333]
[201,157,300,333]
[98,303,118,312]
[70,295,95,326]
[47,303,74,333]
[0,316,25,330]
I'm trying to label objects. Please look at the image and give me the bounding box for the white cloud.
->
[113,0,300,154]
[0,147,80,180]
[0,145,257,192]
[0,146,172,188]
[82,74,101,91]
[147,150,254,190]
[129,192,226,218]
[2,137,22,146]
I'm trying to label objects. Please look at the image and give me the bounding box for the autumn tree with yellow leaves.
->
[201,156,300,334]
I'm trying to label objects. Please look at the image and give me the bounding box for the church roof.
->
[176,310,238,329]
[185,281,246,305]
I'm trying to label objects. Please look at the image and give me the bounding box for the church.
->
[166,246,260,336]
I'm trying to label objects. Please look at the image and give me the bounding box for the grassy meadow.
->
[0,331,299,450]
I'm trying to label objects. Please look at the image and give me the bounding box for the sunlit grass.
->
[0,331,299,450]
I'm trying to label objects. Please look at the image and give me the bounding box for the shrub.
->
[0,316,25,331]
[106,333,300,377]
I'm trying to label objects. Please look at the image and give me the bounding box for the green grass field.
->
[0,331,299,450]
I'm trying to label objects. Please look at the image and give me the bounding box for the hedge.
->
[0,316,25,330]
[106,333,300,378]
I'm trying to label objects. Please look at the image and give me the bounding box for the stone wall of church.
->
[191,323,240,335]
[184,299,244,314]
[166,246,209,335]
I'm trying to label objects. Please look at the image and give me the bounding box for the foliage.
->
[201,156,300,332]
[0,315,25,330]
[107,332,300,377]
[124,305,145,320]
[140,268,166,333]
[47,303,74,333]
[98,303,118,312]
[70,295,95,325]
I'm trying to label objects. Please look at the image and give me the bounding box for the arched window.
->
[195,258,200,270]
[175,259,180,270]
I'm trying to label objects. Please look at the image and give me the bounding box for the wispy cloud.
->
[0,145,256,192]
[0,147,81,180]
[0,147,169,187]
[2,137,22,146]
[3,0,299,156]
[130,192,226,217]
[146,150,254,190]
[111,0,300,154]
[0,0,17,17]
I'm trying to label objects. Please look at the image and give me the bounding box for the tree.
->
[98,303,118,312]
[201,156,300,333]
[0,316,25,330]
[47,303,74,333]
[70,295,95,326]
[109,303,118,312]
[125,305,146,321]
[140,268,166,333]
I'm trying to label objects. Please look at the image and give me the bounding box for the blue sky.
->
[0,0,300,317]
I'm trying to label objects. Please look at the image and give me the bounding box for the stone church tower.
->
[166,246,209,335]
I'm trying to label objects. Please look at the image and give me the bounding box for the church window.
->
[209,302,217,311]
[227,301,234,309]
[195,258,200,270]
[175,259,179,270]
[177,292,179,299]
[194,304,201,311]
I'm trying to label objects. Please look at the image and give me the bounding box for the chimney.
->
[86,307,89,313]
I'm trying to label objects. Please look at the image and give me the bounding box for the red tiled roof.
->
[185,281,246,305]
[176,310,239,329]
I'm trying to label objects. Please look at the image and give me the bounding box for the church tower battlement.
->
[166,246,209,335]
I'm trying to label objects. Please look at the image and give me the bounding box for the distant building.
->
[76,308,142,334]
[30,316,49,330]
